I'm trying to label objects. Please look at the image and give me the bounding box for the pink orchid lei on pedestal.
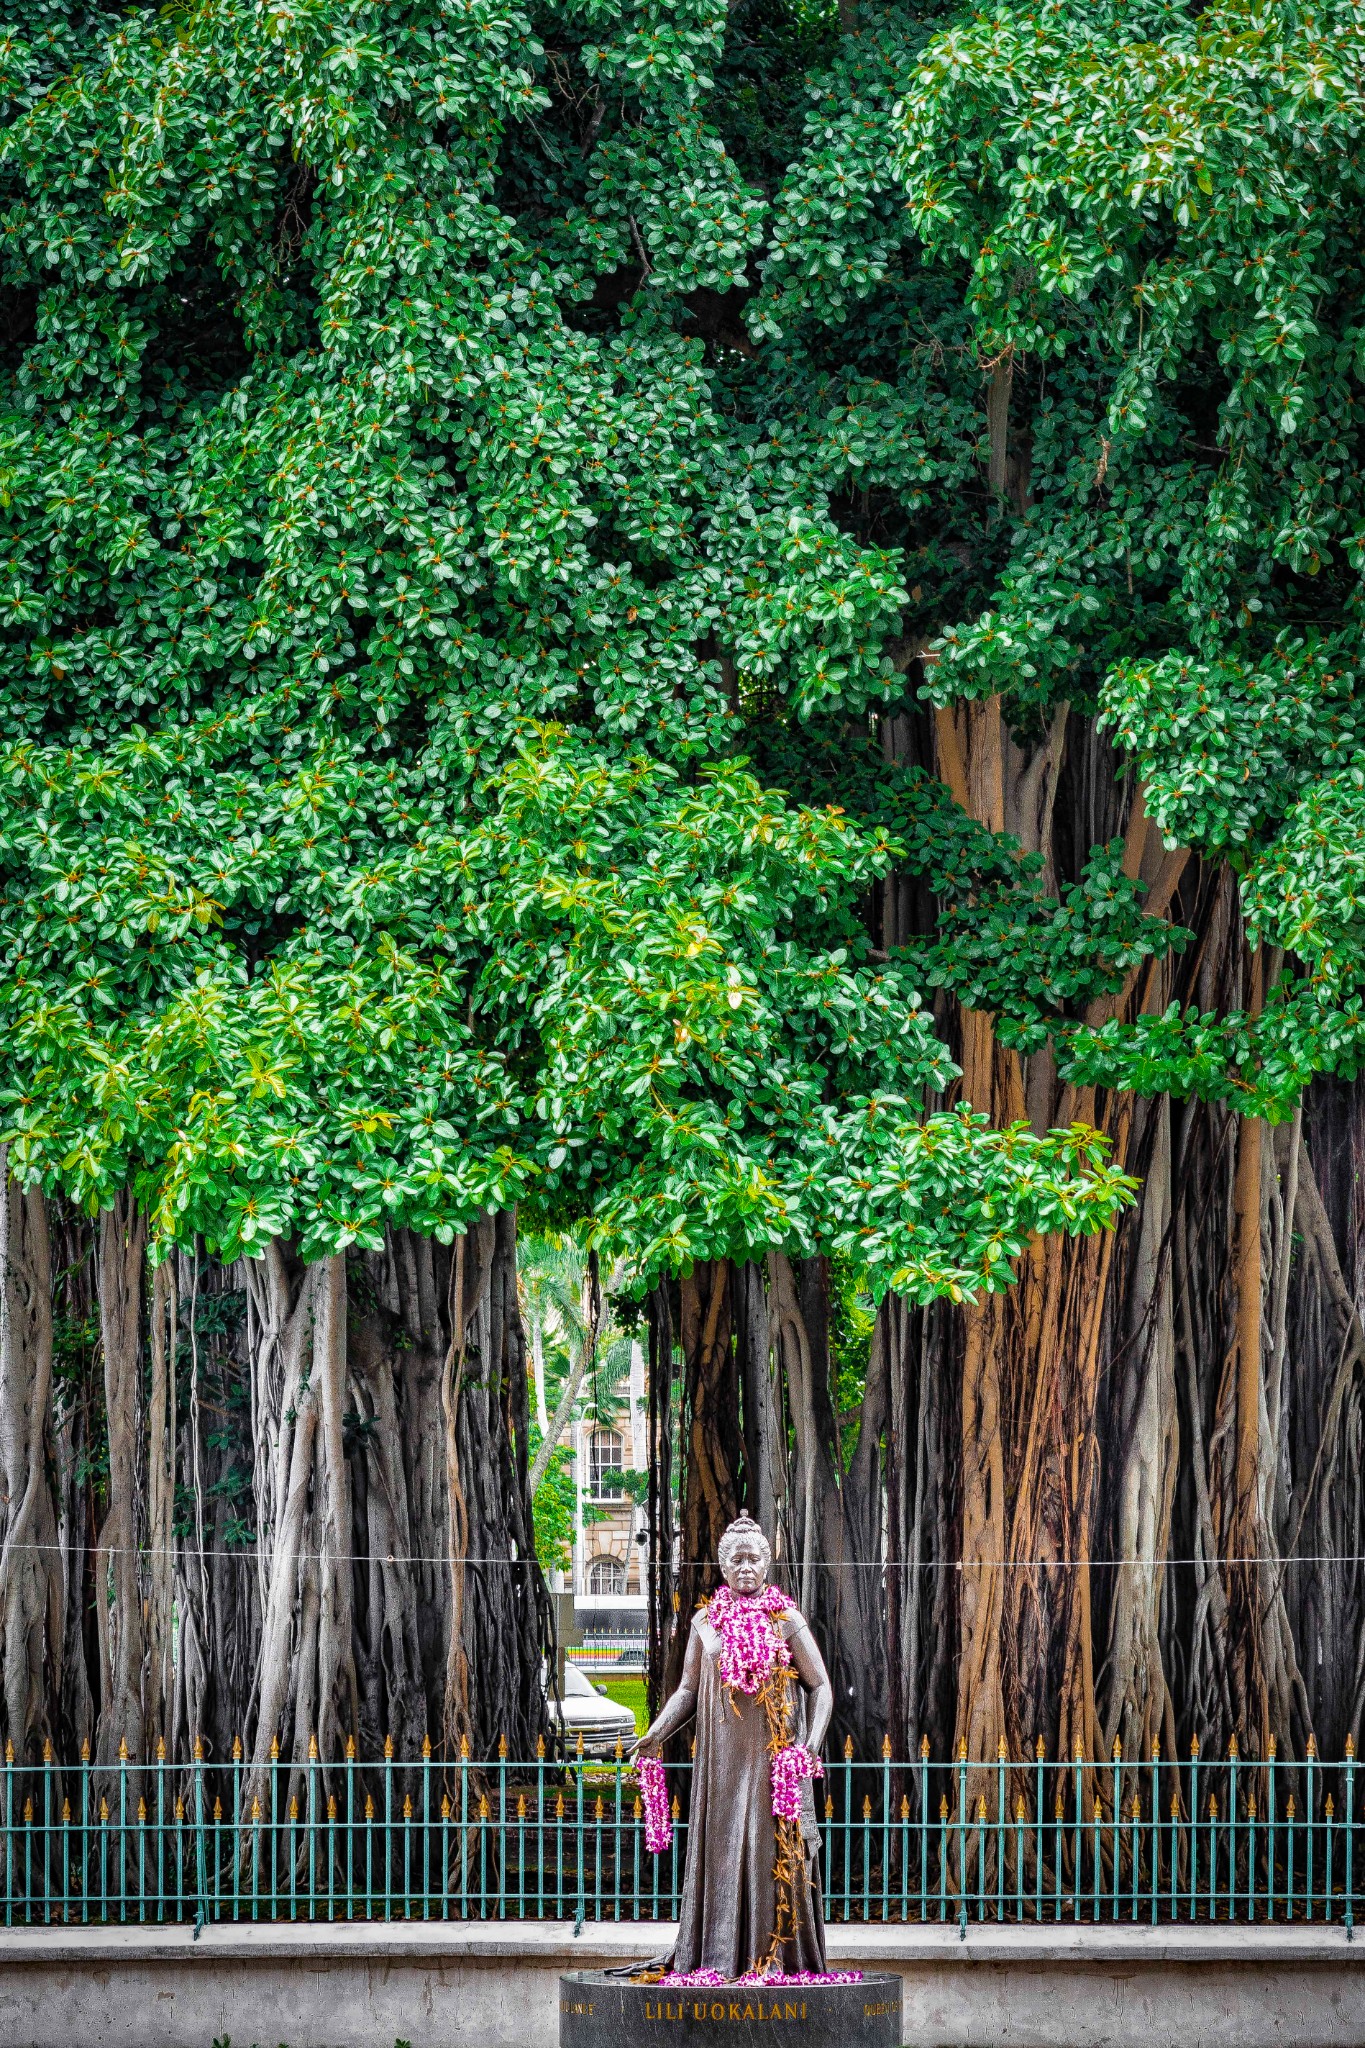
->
[636,1754,672,1854]
[660,1969,864,1987]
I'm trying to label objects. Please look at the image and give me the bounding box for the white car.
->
[546,1665,638,1759]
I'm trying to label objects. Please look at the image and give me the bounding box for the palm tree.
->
[520,1232,633,1493]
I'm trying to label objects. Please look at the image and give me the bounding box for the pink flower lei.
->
[661,1969,863,1987]
[705,1585,825,1826]
[707,1583,791,1696]
[770,1740,823,1822]
[636,1754,672,1855]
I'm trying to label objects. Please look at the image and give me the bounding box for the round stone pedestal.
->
[558,1971,901,2048]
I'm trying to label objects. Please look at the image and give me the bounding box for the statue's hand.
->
[632,1732,662,1760]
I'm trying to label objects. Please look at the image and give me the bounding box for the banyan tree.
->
[1,0,1365,1782]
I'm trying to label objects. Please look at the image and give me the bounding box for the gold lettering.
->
[710,2002,725,2021]
[742,2004,756,2021]
[784,2004,798,2021]
[694,2004,707,2022]
[729,2004,741,2022]
[801,2004,807,2020]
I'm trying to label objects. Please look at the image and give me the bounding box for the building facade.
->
[570,1339,648,1667]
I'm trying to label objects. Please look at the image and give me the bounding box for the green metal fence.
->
[1,1732,1357,1930]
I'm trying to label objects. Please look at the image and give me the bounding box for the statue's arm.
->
[787,1620,833,1755]
[633,1622,703,1757]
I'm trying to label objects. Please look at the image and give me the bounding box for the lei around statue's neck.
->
[711,1582,785,1608]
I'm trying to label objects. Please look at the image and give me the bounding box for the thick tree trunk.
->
[388,1229,455,1742]
[734,1261,786,1559]
[47,1202,96,1763]
[244,1242,321,1769]
[95,1196,146,1766]
[144,1259,176,1762]
[1099,1096,1179,1764]
[443,1211,551,1759]
[313,1252,359,1761]
[662,1260,742,1702]
[942,705,1155,1776]
[0,1170,60,1759]
[768,1252,887,1758]
[348,1239,430,1759]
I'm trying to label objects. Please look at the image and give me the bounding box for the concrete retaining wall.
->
[1,1919,1362,2048]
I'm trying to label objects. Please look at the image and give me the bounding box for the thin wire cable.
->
[8,1539,1365,1569]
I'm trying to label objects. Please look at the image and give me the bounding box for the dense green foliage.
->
[6,0,1365,1300]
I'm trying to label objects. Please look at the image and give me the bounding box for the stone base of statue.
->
[558,1971,901,2048]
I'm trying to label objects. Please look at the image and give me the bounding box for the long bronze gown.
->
[667,1603,829,1978]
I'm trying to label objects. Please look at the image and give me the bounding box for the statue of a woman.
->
[634,1513,833,1979]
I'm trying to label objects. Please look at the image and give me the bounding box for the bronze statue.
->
[634,1514,833,1979]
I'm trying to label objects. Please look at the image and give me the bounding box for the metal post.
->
[1189,1738,1199,1923]
[307,1734,319,1920]
[881,1735,891,1924]
[4,1739,14,1930]
[421,1735,432,1922]
[117,1739,129,1924]
[919,1736,930,1921]
[81,1741,92,1926]
[1072,1748,1082,1926]
[1150,1741,1160,1927]
[1307,1736,1317,1920]
[383,1735,394,1923]
[346,1735,357,1921]
[1346,1734,1355,1939]
[955,1742,967,1936]
[996,1743,1006,1923]
[1035,1740,1045,1925]
[230,1737,242,1923]
[458,1736,468,1919]
[1111,1741,1122,1923]
[843,1735,854,1923]
[574,1735,585,1936]
[1267,1736,1278,1924]
[1229,1736,1239,1925]
[42,1744,53,1926]
[1287,1792,1297,1918]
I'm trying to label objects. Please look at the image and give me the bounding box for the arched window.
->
[588,1427,625,1497]
[587,1555,626,1597]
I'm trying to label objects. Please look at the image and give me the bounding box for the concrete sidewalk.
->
[0,1918,1361,2046]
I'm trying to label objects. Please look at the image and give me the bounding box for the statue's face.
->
[722,1536,768,1595]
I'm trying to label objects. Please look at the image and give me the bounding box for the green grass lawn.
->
[597,1675,648,1733]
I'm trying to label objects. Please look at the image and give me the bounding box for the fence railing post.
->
[192,1737,208,1939]
[1346,1734,1355,1939]
[1267,1735,1277,1923]
[574,1732,585,1936]
[956,1740,967,1939]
